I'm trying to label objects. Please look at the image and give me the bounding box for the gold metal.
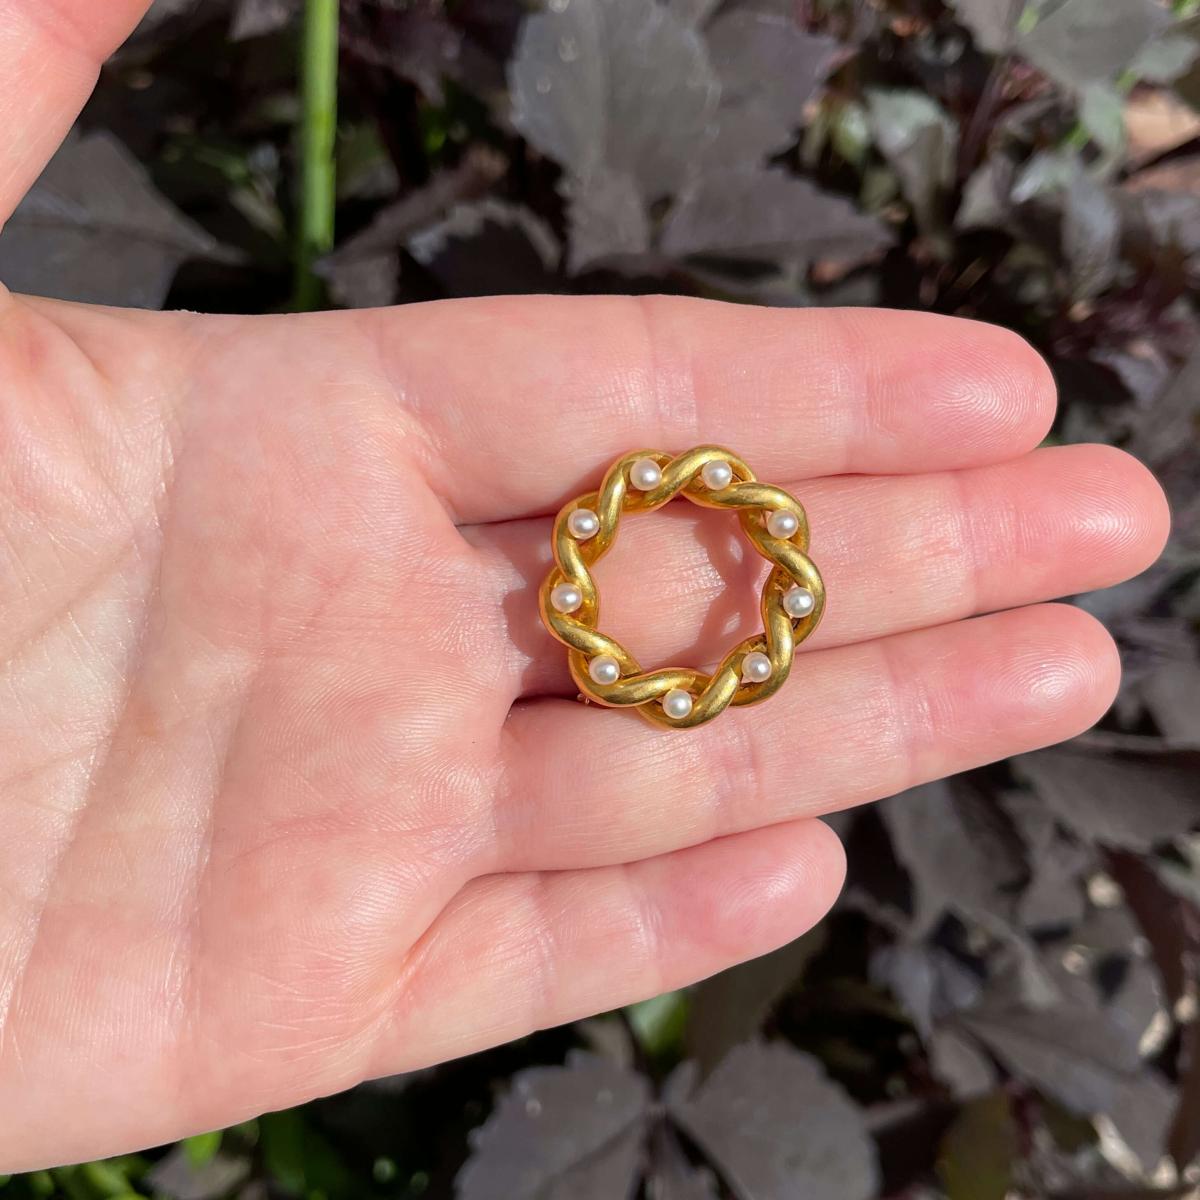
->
[538,445,825,729]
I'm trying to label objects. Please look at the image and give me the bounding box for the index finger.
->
[362,295,1057,524]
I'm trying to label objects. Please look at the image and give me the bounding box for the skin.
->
[0,0,1172,1172]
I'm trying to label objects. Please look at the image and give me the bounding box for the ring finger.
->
[473,443,1167,699]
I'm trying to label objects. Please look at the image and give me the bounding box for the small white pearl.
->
[567,508,600,540]
[741,651,772,683]
[783,585,815,619]
[550,582,583,613]
[663,688,694,720]
[766,509,800,539]
[630,458,662,491]
[701,459,733,490]
[588,654,620,685]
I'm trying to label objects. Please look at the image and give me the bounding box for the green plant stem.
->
[293,0,339,310]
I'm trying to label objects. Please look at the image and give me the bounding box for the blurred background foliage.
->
[0,0,1198,1196]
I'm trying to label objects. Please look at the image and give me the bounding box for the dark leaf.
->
[865,1096,961,1193]
[230,0,298,40]
[957,154,1017,232]
[929,1027,998,1098]
[509,0,719,199]
[1001,789,1093,931]
[1140,659,1200,746]
[0,132,220,309]
[948,0,1026,55]
[866,89,957,233]
[666,0,722,26]
[936,1091,1021,1200]
[1049,1189,1199,1199]
[1063,173,1121,298]
[578,1016,637,1072]
[1169,1017,1200,1168]
[146,1148,249,1200]
[646,1125,720,1200]
[881,778,1029,935]
[689,99,795,172]
[136,0,207,31]
[455,1052,650,1200]
[669,1041,879,1200]
[1174,13,1200,107]
[958,995,1175,1167]
[317,148,506,307]
[1129,33,1200,85]
[661,166,891,262]
[1080,83,1127,164]
[870,941,983,1038]
[1091,343,1174,409]
[1012,146,1086,204]
[354,4,506,106]
[564,168,650,273]
[685,928,826,1076]
[1118,186,1200,273]
[1018,0,1171,92]
[406,198,560,296]
[1017,842,1091,930]
[704,12,843,156]
[1128,342,1200,473]
[1107,850,1199,1008]
[1015,742,1200,851]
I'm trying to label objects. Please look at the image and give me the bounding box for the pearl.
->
[567,508,600,540]
[588,654,620,685]
[741,651,772,683]
[701,460,733,490]
[550,582,583,613]
[630,458,662,491]
[766,509,799,540]
[783,585,815,619]
[663,688,694,720]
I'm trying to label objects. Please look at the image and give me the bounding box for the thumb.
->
[0,1,153,232]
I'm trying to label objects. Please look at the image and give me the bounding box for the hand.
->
[0,0,1170,1172]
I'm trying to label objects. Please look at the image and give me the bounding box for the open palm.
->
[0,1,1171,1173]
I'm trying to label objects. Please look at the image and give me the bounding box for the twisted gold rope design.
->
[538,446,825,729]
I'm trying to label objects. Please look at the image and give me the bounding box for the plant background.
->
[0,0,1199,1196]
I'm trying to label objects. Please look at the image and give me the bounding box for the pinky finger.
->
[373,820,846,1070]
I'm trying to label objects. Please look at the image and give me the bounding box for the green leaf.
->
[830,100,871,167]
[183,1131,223,1170]
[626,990,689,1059]
[79,1161,134,1198]
[259,1110,352,1200]
[937,1092,1021,1200]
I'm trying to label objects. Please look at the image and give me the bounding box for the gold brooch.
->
[539,446,825,728]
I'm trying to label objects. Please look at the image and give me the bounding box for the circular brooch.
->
[538,446,825,729]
